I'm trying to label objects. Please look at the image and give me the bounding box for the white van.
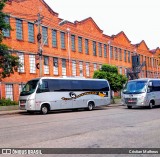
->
[19,77,111,114]
[121,78,160,109]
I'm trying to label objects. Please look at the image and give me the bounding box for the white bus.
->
[121,78,160,109]
[19,77,111,114]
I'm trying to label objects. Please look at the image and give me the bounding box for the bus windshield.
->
[20,79,39,96]
[123,80,147,94]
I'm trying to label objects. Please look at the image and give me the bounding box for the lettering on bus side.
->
[61,91,107,100]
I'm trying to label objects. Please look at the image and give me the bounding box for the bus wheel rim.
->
[42,106,48,114]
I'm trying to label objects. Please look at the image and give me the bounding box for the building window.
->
[124,50,127,62]
[53,57,58,75]
[62,59,66,76]
[119,48,122,61]
[17,53,24,73]
[19,84,24,94]
[42,26,48,45]
[16,19,23,40]
[72,60,76,76]
[93,41,96,56]
[98,43,102,57]
[125,68,127,76]
[5,84,13,100]
[128,51,130,63]
[44,56,49,74]
[28,22,34,42]
[99,64,102,70]
[79,61,83,76]
[78,37,82,53]
[3,16,10,37]
[114,47,118,60]
[71,35,76,51]
[85,39,89,54]
[29,55,36,73]
[119,67,122,74]
[110,46,113,59]
[52,29,57,47]
[86,62,90,77]
[104,44,107,58]
[93,63,97,71]
[60,32,65,49]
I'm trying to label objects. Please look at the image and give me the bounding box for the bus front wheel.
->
[88,102,94,111]
[41,105,49,114]
[148,101,153,109]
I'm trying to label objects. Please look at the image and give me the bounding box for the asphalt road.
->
[1,105,160,156]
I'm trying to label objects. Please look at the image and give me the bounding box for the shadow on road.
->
[123,105,160,110]
[19,106,110,116]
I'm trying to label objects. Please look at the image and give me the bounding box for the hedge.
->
[0,98,18,106]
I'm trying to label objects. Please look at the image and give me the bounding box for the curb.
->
[0,110,25,116]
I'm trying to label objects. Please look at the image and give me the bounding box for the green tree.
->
[93,64,128,102]
[0,0,21,80]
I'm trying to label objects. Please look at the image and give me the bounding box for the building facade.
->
[1,0,160,101]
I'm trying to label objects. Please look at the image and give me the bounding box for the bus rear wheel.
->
[41,105,49,114]
[88,102,94,111]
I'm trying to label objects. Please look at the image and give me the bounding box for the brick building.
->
[1,0,160,101]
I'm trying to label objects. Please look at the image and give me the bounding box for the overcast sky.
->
[44,0,160,50]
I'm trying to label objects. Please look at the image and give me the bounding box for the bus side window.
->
[37,81,49,93]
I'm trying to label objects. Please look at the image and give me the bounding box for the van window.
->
[152,80,160,91]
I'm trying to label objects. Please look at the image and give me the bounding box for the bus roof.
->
[128,78,160,82]
[29,77,108,82]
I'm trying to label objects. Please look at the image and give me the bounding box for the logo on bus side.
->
[61,91,106,100]
[69,92,77,98]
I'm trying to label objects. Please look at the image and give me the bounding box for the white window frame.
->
[5,84,13,100]
[29,55,36,73]
[53,57,58,75]
[44,56,49,74]
[17,53,25,73]
[62,59,66,76]
[79,61,83,77]
[86,63,90,77]
[119,67,122,74]
[93,63,97,71]
[72,60,76,76]
[99,64,102,70]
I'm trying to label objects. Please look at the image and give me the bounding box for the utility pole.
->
[35,13,44,77]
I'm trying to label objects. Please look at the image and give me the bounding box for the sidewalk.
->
[0,109,25,116]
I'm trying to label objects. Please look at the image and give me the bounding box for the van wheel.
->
[88,102,94,111]
[148,101,153,109]
[41,105,49,114]
[127,106,132,109]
